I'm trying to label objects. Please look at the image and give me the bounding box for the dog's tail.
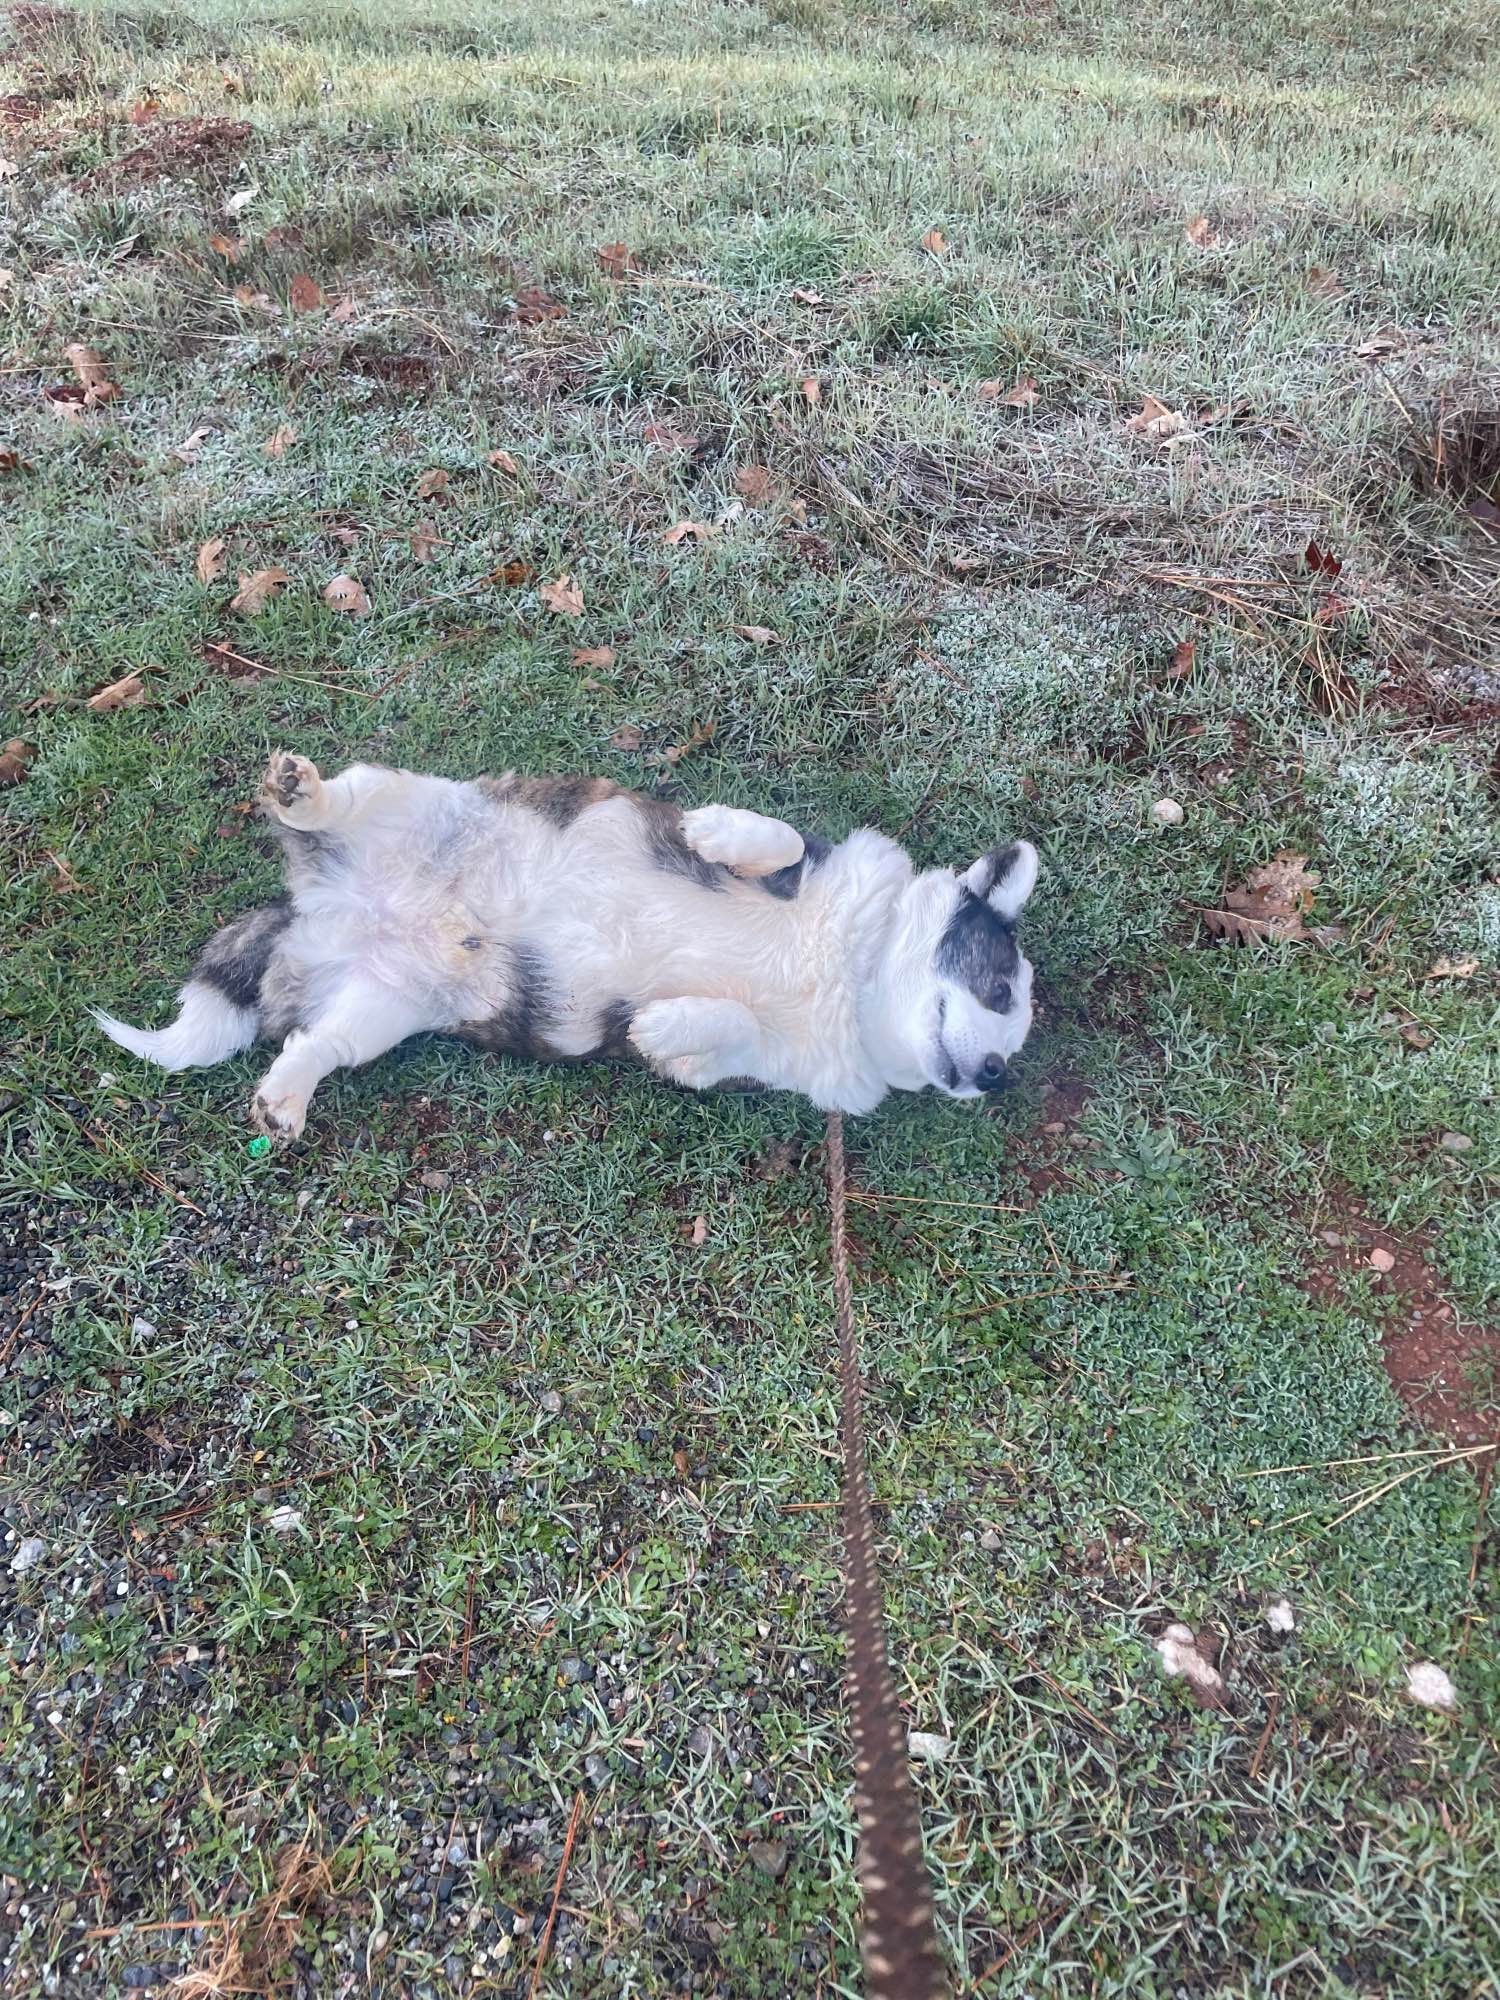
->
[93,901,291,1072]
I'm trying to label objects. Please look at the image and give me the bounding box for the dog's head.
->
[874,840,1038,1100]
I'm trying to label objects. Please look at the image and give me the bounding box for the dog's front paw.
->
[628,997,756,1091]
[260,752,324,825]
[250,1086,308,1147]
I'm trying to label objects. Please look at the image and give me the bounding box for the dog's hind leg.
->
[680,805,804,878]
[628,997,768,1092]
[250,977,433,1145]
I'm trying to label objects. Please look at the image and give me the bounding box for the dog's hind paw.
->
[628,996,762,1091]
[260,752,325,826]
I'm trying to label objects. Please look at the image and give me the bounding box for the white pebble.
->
[132,1315,157,1338]
[10,1536,45,1574]
[1152,797,1184,825]
[908,1730,953,1763]
[1406,1660,1458,1711]
[267,1505,304,1535]
[1265,1598,1296,1634]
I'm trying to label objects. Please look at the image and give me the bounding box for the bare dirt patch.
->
[1306,1191,1497,1450]
[83,116,252,185]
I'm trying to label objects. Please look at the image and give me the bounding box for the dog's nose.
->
[977,1054,1008,1091]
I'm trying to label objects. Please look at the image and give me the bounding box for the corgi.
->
[95,752,1039,1143]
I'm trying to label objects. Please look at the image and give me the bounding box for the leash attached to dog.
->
[825,1111,950,2000]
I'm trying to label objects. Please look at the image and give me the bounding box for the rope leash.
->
[825,1111,950,2000]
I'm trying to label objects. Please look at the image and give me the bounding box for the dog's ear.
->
[962,839,1038,922]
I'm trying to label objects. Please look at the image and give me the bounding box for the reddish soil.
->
[83,116,251,185]
[2,90,46,126]
[1014,1073,1091,1197]
[1305,1191,1497,1450]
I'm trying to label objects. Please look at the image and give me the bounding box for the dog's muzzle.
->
[976,1054,1008,1092]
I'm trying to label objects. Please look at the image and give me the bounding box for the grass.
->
[2,0,1498,1993]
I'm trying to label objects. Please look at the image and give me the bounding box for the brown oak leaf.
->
[540,574,585,617]
[324,573,370,615]
[195,536,227,584]
[230,567,292,615]
[86,673,148,711]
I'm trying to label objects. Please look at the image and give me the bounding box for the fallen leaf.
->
[662,520,712,546]
[642,420,699,451]
[1368,1246,1396,1273]
[609,724,642,752]
[1355,330,1401,359]
[689,1214,708,1247]
[288,272,323,312]
[672,1444,691,1478]
[907,1731,953,1763]
[1305,265,1346,301]
[1184,214,1220,248]
[415,467,449,500]
[266,1505,303,1535]
[0,447,23,472]
[262,424,297,458]
[0,156,18,180]
[800,375,822,406]
[1424,956,1478,982]
[224,183,258,217]
[1168,638,1196,678]
[733,624,779,646]
[87,673,148,711]
[330,295,358,324]
[42,383,91,419]
[790,286,825,305]
[1304,538,1343,579]
[979,374,1038,408]
[127,96,161,125]
[195,536,227,584]
[173,425,215,462]
[572,646,615,669]
[540,574,584,617]
[1202,851,1330,946]
[232,284,277,312]
[662,718,715,763]
[513,284,566,324]
[324,572,370,616]
[1399,1021,1433,1051]
[64,343,120,406]
[486,449,520,475]
[734,464,776,503]
[920,226,949,255]
[328,525,360,548]
[0,739,34,787]
[492,559,538,588]
[596,240,642,278]
[46,850,86,893]
[208,232,243,262]
[409,520,445,562]
[230,567,291,614]
[1125,393,1191,442]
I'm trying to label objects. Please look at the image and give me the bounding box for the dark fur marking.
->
[482,773,626,829]
[591,998,635,1059]
[455,945,556,1060]
[637,799,727,892]
[936,890,1021,1005]
[194,899,293,1011]
[758,829,830,900]
[268,822,350,894]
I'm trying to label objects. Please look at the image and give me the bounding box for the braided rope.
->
[825,1111,950,2000]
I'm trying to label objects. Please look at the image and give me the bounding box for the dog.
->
[94,752,1039,1142]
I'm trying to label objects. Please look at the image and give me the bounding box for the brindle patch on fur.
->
[455,944,556,1059]
[194,899,293,1010]
[937,891,1021,1003]
[481,773,627,828]
[635,798,727,891]
[265,823,350,895]
[591,998,636,1058]
[759,830,830,900]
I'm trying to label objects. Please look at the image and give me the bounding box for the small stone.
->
[1320,1229,1344,1246]
[1265,1597,1295,1634]
[10,1536,45,1575]
[1439,1132,1472,1153]
[420,1169,451,1189]
[978,1527,1002,1552]
[446,1837,468,1866]
[132,1315,157,1338]
[1406,1660,1458,1711]
[1151,797,1184,825]
[1368,1247,1396,1274]
[585,1752,610,1786]
[557,1656,593,1685]
[908,1730,953,1763]
[267,1505,303,1535]
[539,1389,563,1415]
[749,1840,787,1878]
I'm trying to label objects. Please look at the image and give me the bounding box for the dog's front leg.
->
[628,998,767,1091]
[258,753,403,833]
[680,805,804,878]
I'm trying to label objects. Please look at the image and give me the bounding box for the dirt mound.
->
[85,116,252,185]
[1305,1191,1496,1450]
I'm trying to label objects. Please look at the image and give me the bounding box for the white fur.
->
[96,756,1039,1141]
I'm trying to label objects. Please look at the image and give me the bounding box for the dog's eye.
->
[988,980,1012,1013]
